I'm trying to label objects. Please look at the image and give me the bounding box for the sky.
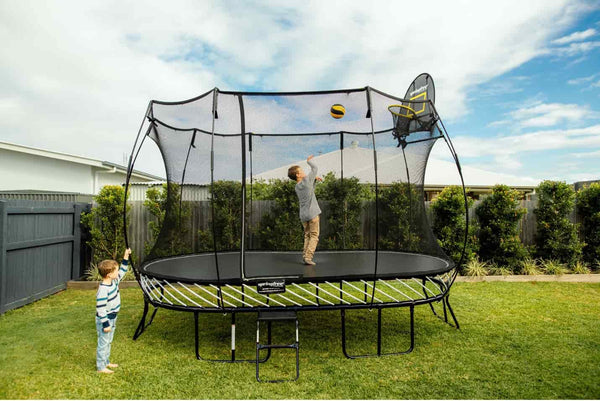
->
[1,0,599,185]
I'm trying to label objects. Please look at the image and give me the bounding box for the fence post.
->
[0,201,7,313]
[72,203,82,280]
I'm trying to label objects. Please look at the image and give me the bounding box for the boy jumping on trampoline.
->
[288,155,322,265]
[95,248,131,374]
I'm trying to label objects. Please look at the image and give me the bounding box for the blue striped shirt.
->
[96,259,128,328]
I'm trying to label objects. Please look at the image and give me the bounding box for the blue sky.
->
[0,1,599,184]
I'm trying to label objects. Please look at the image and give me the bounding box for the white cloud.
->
[567,74,598,85]
[552,28,597,44]
[452,124,600,159]
[0,0,592,179]
[490,101,597,129]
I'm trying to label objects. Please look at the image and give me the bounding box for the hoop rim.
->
[388,104,416,119]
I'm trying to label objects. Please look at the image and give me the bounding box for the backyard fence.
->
[0,200,89,314]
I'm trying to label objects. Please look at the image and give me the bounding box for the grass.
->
[1,283,599,399]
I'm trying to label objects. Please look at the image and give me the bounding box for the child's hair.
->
[288,165,300,181]
[98,260,119,278]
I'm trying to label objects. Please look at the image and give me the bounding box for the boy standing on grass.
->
[288,155,322,265]
[95,248,131,374]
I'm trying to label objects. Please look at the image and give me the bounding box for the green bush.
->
[378,182,424,252]
[430,185,478,266]
[315,172,373,249]
[200,180,243,251]
[534,181,582,266]
[475,184,528,271]
[577,182,600,265]
[253,179,304,250]
[81,185,131,276]
[144,183,193,259]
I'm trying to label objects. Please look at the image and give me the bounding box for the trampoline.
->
[124,73,468,382]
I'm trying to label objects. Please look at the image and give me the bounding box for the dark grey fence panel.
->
[0,200,88,314]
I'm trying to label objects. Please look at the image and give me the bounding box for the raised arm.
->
[307,155,318,181]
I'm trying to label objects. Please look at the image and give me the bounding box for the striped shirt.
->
[96,259,128,328]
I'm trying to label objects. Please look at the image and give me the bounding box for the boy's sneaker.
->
[303,259,316,266]
[106,363,119,368]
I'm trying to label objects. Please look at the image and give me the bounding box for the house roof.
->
[254,145,540,188]
[0,140,163,181]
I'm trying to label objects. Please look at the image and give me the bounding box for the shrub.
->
[378,182,424,252]
[85,264,135,281]
[572,261,591,274]
[315,172,373,249]
[488,264,512,276]
[144,183,193,259]
[534,181,582,266]
[463,258,488,277]
[519,258,542,275]
[475,184,528,271]
[81,185,131,277]
[541,259,569,275]
[577,183,600,265]
[253,179,304,250]
[203,180,243,251]
[430,185,478,267]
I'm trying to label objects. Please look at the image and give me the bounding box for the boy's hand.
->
[316,176,323,182]
[307,155,314,161]
[123,248,131,260]
[103,327,112,333]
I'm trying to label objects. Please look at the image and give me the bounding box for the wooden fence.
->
[0,200,89,314]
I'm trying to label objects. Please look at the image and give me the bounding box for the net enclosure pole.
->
[238,94,247,281]
[209,88,225,308]
[123,100,153,280]
[366,87,379,306]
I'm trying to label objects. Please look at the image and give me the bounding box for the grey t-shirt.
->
[295,159,321,222]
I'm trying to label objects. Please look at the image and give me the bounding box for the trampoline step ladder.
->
[256,311,299,383]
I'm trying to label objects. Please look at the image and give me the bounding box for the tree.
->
[577,182,600,266]
[144,183,193,259]
[81,185,130,268]
[315,172,373,249]
[378,182,424,252]
[534,180,582,266]
[475,184,528,271]
[430,185,478,267]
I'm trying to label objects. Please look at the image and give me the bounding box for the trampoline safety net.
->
[125,73,463,284]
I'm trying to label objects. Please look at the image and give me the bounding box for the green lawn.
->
[0,282,599,399]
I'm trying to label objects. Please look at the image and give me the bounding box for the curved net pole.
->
[401,147,413,251]
[366,87,379,307]
[238,94,247,281]
[209,89,225,308]
[431,101,468,285]
[340,132,346,249]
[123,100,153,281]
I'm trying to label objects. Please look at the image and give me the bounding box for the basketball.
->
[330,104,345,119]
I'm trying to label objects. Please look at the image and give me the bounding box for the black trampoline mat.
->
[141,251,452,284]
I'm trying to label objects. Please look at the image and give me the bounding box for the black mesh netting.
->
[127,85,459,282]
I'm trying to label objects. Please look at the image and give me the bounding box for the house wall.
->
[0,149,133,194]
[0,149,94,193]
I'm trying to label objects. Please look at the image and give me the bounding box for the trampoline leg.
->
[194,312,272,363]
[445,295,460,329]
[341,306,414,359]
[133,300,158,340]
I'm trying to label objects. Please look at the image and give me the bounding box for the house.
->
[0,141,162,197]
